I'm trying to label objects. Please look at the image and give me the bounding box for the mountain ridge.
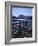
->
[12,15,32,20]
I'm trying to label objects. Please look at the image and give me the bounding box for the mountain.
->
[12,15,32,20]
[18,15,25,19]
[27,16,32,20]
[18,15,32,19]
[12,16,17,19]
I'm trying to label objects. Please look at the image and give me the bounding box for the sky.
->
[12,7,32,17]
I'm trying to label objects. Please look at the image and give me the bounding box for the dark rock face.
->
[12,20,32,38]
